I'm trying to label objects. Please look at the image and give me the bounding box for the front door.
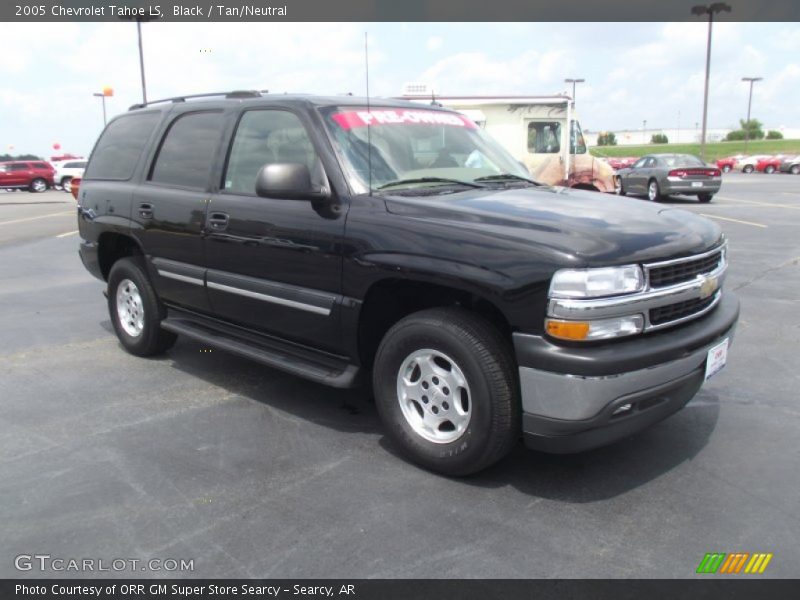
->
[203,108,347,352]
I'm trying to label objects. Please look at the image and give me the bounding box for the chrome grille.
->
[647,248,723,288]
[649,293,718,326]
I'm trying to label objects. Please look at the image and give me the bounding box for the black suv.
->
[77,91,739,475]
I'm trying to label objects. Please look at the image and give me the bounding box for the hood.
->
[383,186,722,266]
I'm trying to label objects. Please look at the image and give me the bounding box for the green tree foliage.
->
[651,133,669,144]
[725,119,765,141]
[766,130,783,140]
[597,132,617,146]
[0,154,43,162]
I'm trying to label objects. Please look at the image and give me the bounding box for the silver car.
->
[615,153,722,203]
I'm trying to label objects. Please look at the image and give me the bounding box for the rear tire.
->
[791,165,800,175]
[108,257,177,357]
[743,164,754,174]
[61,177,73,193]
[29,178,47,193]
[647,179,661,201]
[764,165,775,174]
[698,193,713,203]
[372,307,519,476]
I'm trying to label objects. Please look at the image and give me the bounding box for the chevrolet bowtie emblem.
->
[699,275,719,299]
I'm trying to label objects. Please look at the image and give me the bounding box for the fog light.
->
[545,315,644,341]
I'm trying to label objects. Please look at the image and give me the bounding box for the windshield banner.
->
[332,110,477,130]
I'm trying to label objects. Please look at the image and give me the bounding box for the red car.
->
[716,156,742,173]
[755,156,782,174]
[605,157,638,170]
[0,160,55,192]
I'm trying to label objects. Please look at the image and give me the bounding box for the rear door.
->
[132,108,228,313]
[203,107,347,351]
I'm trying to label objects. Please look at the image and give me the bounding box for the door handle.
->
[207,212,229,231]
[138,203,154,219]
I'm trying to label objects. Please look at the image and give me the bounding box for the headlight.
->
[549,265,644,299]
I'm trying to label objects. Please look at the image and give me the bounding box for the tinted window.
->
[65,161,86,168]
[85,112,160,180]
[632,158,647,169]
[663,155,704,167]
[527,121,561,154]
[10,164,29,171]
[224,110,318,194]
[150,111,224,189]
[32,162,49,169]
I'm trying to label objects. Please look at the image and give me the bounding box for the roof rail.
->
[128,90,268,111]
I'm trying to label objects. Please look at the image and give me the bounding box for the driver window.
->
[632,158,646,169]
[224,110,321,195]
[569,121,587,154]
[527,121,561,154]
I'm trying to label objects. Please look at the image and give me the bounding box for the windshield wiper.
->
[473,173,542,186]
[376,177,487,191]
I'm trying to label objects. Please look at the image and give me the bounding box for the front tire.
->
[61,177,73,193]
[615,176,626,196]
[764,165,775,174]
[743,164,754,174]
[108,257,177,357]
[372,307,519,476]
[29,178,47,193]
[791,165,800,175]
[647,179,661,201]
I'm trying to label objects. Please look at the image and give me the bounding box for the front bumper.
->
[514,291,739,453]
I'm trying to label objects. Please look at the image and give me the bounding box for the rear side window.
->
[32,162,49,169]
[85,112,161,180]
[150,111,225,189]
[10,164,28,171]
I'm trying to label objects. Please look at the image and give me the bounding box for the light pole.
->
[119,14,158,104]
[691,3,732,161]
[643,120,647,143]
[741,76,763,153]
[93,87,114,126]
[564,78,585,105]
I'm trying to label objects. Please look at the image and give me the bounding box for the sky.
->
[0,21,798,158]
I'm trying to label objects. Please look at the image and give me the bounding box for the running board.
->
[161,308,362,389]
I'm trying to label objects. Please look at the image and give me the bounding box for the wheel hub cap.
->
[116,279,144,337]
[396,349,472,444]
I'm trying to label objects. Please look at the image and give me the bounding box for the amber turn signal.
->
[545,319,590,341]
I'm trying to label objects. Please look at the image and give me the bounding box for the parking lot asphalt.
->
[1,174,798,579]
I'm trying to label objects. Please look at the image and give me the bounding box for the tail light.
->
[70,178,81,201]
[668,168,721,177]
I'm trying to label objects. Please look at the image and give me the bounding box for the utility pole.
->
[691,3,732,160]
[564,78,585,105]
[741,76,763,153]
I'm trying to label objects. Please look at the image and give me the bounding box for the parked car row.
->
[0,158,85,193]
[717,154,800,174]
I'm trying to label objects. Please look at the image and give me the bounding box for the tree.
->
[766,130,783,140]
[597,132,617,146]
[651,133,669,144]
[726,118,765,141]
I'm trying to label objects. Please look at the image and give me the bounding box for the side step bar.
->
[161,308,362,389]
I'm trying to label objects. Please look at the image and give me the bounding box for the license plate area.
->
[692,181,703,188]
[705,338,729,380]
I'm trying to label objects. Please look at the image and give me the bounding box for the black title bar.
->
[3,0,799,22]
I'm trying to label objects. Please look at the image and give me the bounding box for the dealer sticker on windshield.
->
[705,338,729,380]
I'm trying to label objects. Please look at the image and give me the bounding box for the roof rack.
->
[128,90,268,111]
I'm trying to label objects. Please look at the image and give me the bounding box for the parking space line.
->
[0,211,73,226]
[699,214,767,228]
[56,230,78,238]
[715,197,800,210]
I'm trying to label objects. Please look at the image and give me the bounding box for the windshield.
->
[662,154,705,167]
[320,106,532,194]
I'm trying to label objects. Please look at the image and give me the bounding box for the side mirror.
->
[255,163,330,201]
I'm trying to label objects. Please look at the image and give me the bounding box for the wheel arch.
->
[97,232,145,281]
[356,277,513,370]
